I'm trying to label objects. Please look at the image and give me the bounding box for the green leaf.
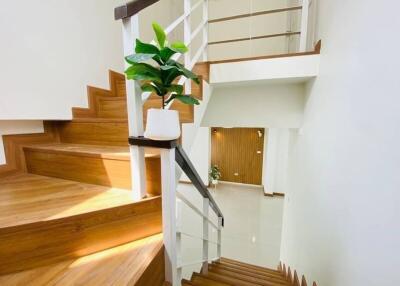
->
[135,39,160,54]
[152,22,167,48]
[125,63,162,83]
[166,84,183,95]
[141,83,161,95]
[165,60,200,84]
[125,53,155,64]
[174,95,200,105]
[171,41,188,53]
[160,47,176,62]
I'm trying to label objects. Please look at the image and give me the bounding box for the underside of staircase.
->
[0,64,209,285]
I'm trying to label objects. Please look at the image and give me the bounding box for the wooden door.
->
[211,128,265,185]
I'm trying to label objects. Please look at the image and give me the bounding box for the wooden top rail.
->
[208,31,301,46]
[208,6,302,24]
[115,0,160,20]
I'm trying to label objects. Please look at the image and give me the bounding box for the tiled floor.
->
[177,182,284,278]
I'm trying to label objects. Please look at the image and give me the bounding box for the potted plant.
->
[125,22,200,141]
[209,165,221,186]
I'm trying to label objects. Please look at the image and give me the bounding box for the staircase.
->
[182,258,291,286]
[0,66,208,285]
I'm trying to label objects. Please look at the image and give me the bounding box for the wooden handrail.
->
[208,40,322,65]
[115,0,160,20]
[208,31,301,46]
[208,6,302,24]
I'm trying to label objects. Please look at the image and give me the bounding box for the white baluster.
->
[202,0,209,61]
[184,0,192,94]
[122,16,147,200]
[299,0,309,52]
[202,198,209,274]
[160,148,179,285]
[217,217,223,259]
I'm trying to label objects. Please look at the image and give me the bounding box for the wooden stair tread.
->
[0,233,163,286]
[191,273,230,286]
[211,262,286,281]
[23,143,160,160]
[220,258,282,275]
[0,173,156,228]
[208,266,289,286]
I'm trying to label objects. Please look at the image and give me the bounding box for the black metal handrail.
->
[175,145,224,226]
[115,0,160,20]
[128,136,225,226]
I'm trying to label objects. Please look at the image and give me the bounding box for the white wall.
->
[0,0,181,120]
[0,121,44,164]
[280,1,400,285]
[202,82,305,128]
[263,128,290,195]
[0,0,124,120]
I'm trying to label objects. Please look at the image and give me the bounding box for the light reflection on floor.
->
[177,182,284,279]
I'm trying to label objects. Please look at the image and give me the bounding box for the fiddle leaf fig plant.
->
[125,22,200,108]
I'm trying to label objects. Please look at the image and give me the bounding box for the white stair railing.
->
[115,0,209,200]
[115,1,222,286]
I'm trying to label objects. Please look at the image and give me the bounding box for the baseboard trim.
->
[263,187,285,197]
[219,180,263,188]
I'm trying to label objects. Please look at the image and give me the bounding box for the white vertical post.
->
[176,199,183,283]
[217,217,222,259]
[299,0,309,52]
[160,148,179,285]
[202,198,209,274]
[202,0,209,61]
[184,0,192,94]
[122,16,147,200]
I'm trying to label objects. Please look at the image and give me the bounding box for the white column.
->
[299,0,309,52]
[217,217,223,259]
[184,0,192,94]
[160,148,179,285]
[122,16,147,200]
[202,198,209,274]
[202,0,209,61]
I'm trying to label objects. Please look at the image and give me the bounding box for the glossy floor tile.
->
[177,182,284,278]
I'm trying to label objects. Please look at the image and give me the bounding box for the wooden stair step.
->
[220,258,282,276]
[23,143,161,194]
[209,264,287,286]
[201,271,262,286]
[208,267,289,286]
[0,173,162,275]
[0,234,164,286]
[190,273,230,286]
[55,119,129,146]
[181,279,195,285]
[212,262,285,280]
[96,96,128,119]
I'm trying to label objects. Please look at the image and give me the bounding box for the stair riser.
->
[209,266,288,285]
[0,198,162,275]
[57,121,128,146]
[219,260,282,276]
[209,268,287,286]
[213,262,285,280]
[97,97,128,119]
[24,149,161,195]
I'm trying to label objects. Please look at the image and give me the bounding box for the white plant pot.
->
[212,179,219,185]
[144,108,181,141]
